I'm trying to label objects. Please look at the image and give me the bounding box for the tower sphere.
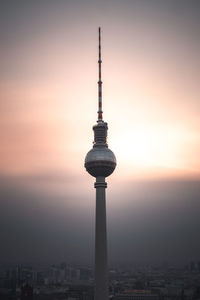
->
[85,146,116,178]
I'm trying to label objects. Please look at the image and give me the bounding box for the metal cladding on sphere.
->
[85,145,116,177]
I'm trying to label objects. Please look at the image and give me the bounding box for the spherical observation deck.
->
[85,146,116,177]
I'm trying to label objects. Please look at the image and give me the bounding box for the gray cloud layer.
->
[1,175,200,265]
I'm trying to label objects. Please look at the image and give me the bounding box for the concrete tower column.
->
[94,176,108,300]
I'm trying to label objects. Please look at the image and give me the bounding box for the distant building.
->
[190,261,195,271]
[198,261,200,272]
[113,290,159,300]
[66,284,94,300]
[21,283,33,300]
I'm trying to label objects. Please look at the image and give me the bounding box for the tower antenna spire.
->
[98,27,103,122]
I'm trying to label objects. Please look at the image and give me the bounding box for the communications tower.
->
[84,28,117,300]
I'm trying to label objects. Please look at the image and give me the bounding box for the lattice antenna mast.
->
[98,27,103,122]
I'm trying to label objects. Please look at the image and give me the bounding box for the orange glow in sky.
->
[0,0,199,183]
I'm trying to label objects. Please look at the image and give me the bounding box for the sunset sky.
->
[0,0,200,264]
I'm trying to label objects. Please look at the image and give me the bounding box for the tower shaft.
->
[94,176,108,300]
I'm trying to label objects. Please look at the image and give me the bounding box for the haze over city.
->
[0,0,200,265]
